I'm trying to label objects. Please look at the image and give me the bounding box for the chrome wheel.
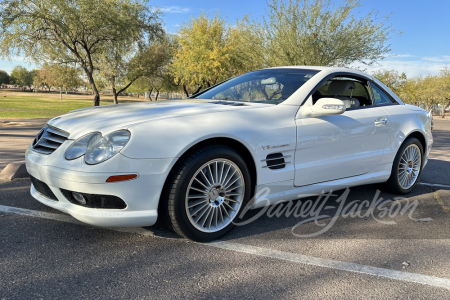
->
[185,159,245,233]
[398,144,421,190]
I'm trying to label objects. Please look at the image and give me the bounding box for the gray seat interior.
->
[328,80,360,109]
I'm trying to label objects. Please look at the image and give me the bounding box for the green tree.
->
[437,67,450,118]
[392,69,450,118]
[416,76,441,112]
[10,66,34,90]
[247,0,396,67]
[133,75,180,100]
[0,70,10,87]
[99,36,169,104]
[396,78,420,106]
[34,63,54,91]
[33,63,82,96]
[0,0,162,106]
[372,69,407,93]
[51,64,83,98]
[171,12,247,97]
[127,36,180,101]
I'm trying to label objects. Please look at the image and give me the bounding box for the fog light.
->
[72,192,86,205]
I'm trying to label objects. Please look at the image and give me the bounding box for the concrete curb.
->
[0,161,28,181]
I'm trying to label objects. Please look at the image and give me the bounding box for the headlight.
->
[84,130,131,165]
[65,132,101,160]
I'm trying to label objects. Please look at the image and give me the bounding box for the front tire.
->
[378,137,424,194]
[162,145,252,242]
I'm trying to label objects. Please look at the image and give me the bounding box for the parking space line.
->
[0,204,81,224]
[419,182,450,188]
[208,241,450,291]
[2,204,450,291]
[0,205,164,237]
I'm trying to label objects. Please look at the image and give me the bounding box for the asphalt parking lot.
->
[1,119,450,299]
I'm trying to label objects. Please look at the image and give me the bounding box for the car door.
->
[294,76,391,187]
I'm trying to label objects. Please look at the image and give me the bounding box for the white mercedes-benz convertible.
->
[26,66,433,241]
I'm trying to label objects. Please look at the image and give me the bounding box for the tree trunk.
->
[149,88,153,101]
[443,98,450,118]
[84,70,100,106]
[113,87,118,104]
[155,90,160,101]
[112,77,118,105]
[60,88,62,100]
[183,85,190,98]
[193,85,203,96]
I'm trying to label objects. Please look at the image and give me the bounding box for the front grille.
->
[60,189,127,209]
[31,125,69,155]
[30,175,58,201]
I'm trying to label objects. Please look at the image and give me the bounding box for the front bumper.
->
[25,146,177,227]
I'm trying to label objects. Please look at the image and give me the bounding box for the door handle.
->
[374,117,387,126]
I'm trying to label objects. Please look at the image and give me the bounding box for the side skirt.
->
[251,170,391,209]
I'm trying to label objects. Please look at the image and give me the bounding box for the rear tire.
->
[378,137,424,195]
[161,144,252,242]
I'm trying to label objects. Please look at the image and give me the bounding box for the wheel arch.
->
[405,130,427,152]
[158,137,257,217]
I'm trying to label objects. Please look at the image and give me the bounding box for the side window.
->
[370,83,393,105]
[313,76,372,107]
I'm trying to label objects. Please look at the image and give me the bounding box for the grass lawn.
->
[0,89,151,119]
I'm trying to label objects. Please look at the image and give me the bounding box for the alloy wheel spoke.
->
[201,170,213,188]
[188,199,208,209]
[221,164,231,185]
[190,186,208,194]
[194,177,209,190]
[226,185,242,192]
[398,144,421,189]
[225,197,240,203]
[188,195,208,199]
[215,162,218,186]
[190,202,209,217]
[186,159,245,233]
[223,201,237,212]
[218,162,225,186]
[207,207,214,229]
[214,207,218,229]
[208,164,215,185]
[223,170,237,188]
[221,204,231,220]
[219,205,225,225]
[201,207,213,227]
[225,177,240,190]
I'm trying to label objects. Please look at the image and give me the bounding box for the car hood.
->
[47,99,267,139]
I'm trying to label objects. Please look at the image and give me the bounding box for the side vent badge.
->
[261,153,291,170]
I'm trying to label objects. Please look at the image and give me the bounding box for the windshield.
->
[195,69,319,104]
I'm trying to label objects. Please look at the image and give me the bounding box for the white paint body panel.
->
[25,67,433,227]
[295,96,391,186]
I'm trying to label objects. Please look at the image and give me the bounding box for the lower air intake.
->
[30,175,58,201]
[60,189,127,209]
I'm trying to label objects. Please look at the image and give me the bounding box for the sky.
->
[1,0,449,78]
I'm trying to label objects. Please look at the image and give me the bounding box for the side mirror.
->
[311,98,346,117]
